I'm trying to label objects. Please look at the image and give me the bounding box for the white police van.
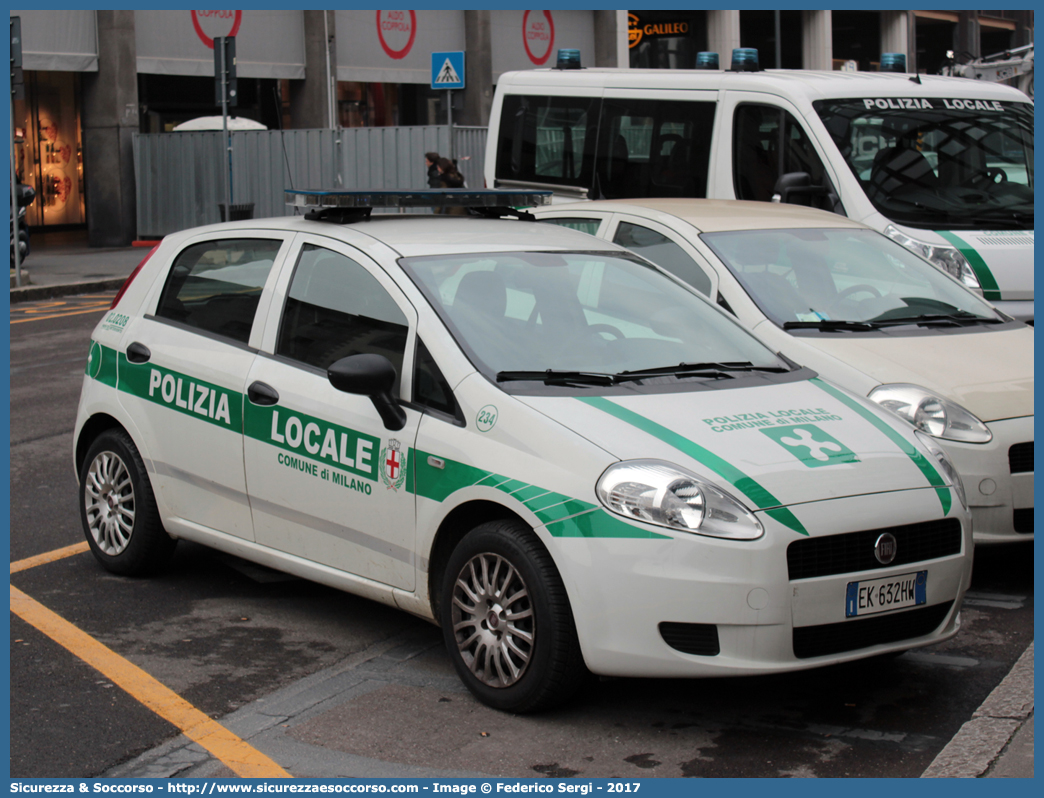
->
[484,50,1034,322]
[75,189,972,712]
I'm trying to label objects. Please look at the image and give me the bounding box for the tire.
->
[79,429,176,575]
[440,519,588,713]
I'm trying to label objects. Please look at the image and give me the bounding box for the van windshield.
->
[814,99,1033,231]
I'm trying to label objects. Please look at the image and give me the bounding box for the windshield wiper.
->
[496,370,617,386]
[782,320,878,331]
[871,313,1004,328]
[615,361,789,382]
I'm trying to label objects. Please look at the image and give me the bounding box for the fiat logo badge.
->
[874,533,897,565]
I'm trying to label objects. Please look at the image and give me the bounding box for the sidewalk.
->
[922,642,1034,777]
[10,229,149,302]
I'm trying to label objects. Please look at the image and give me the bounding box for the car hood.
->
[516,377,954,534]
[794,325,1033,423]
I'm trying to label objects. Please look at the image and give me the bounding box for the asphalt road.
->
[8,294,1034,778]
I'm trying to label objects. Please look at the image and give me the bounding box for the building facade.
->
[9,9,1032,246]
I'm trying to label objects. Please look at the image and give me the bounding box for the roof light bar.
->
[285,188,552,211]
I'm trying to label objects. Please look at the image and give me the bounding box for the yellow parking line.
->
[11,306,112,324]
[10,549,292,778]
[10,541,90,574]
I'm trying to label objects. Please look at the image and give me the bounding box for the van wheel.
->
[441,520,587,713]
[79,429,176,575]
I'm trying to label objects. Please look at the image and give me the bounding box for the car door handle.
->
[126,342,151,364]
[247,381,280,406]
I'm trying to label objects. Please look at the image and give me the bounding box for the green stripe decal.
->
[86,341,118,388]
[811,379,951,515]
[577,396,808,535]
[936,230,1002,301]
[410,453,667,538]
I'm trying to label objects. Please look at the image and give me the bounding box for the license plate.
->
[846,571,927,618]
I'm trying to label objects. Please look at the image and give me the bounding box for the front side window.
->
[702,227,1006,328]
[613,221,713,296]
[156,238,282,344]
[814,98,1033,230]
[733,104,833,209]
[400,250,783,382]
[276,245,408,385]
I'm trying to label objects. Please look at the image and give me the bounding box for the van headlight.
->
[915,431,969,511]
[869,384,992,443]
[884,225,981,292]
[596,460,764,540]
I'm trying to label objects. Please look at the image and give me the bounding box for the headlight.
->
[915,431,969,512]
[884,225,981,292]
[869,384,992,443]
[596,460,764,540]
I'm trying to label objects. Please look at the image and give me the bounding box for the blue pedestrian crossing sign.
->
[431,51,465,90]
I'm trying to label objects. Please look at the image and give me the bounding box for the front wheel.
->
[441,520,588,713]
[79,429,176,575]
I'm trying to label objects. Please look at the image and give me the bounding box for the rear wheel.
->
[79,429,176,575]
[441,519,588,713]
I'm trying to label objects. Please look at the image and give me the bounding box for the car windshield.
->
[400,250,786,380]
[814,99,1033,230]
[701,228,1007,329]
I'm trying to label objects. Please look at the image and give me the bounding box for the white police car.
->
[75,189,973,712]
[532,199,1034,544]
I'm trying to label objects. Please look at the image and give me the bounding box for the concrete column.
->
[880,11,909,58]
[956,11,981,61]
[593,10,622,67]
[707,10,741,61]
[801,10,833,71]
[460,10,492,127]
[290,10,334,129]
[81,10,138,247]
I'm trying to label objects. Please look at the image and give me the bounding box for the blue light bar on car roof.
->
[285,188,552,211]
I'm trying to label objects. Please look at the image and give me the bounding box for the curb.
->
[921,642,1034,777]
[10,277,127,304]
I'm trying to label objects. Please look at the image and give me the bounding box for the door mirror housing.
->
[328,354,407,431]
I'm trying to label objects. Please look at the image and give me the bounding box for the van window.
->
[538,217,601,236]
[495,95,599,190]
[733,104,833,210]
[596,98,714,199]
[814,99,1033,231]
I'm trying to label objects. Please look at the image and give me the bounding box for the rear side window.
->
[156,238,281,344]
[276,244,409,383]
[538,217,601,236]
[596,97,715,199]
[496,95,599,190]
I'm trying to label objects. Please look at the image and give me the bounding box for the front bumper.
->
[548,487,972,678]
[939,415,1033,544]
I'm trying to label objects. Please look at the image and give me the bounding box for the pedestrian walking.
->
[425,152,441,189]
[436,157,467,214]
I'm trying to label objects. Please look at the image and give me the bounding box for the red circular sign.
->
[192,10,242,49]
[522,10,555,65]
[376,10,417,60]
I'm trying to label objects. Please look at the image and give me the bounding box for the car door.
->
[243,235,420,591]
[117,233,291,540]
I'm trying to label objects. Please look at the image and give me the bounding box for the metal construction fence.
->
[133,125,488,238]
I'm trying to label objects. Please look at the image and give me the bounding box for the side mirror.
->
[771,172,846,216]
[16,183,35,207]
[328,353,407,431]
